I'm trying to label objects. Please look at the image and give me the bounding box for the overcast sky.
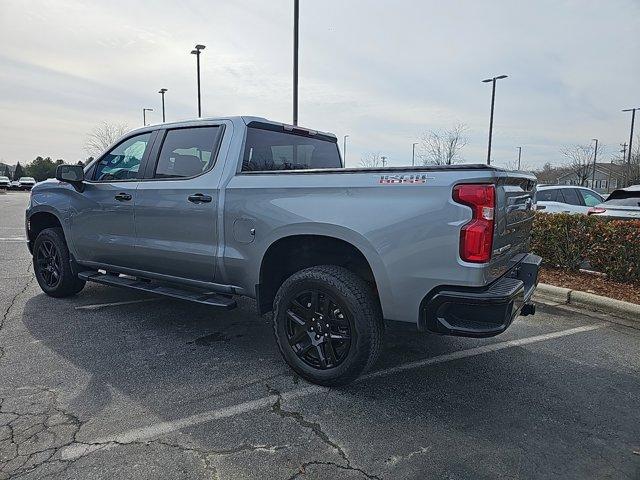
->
[0,0,638,169]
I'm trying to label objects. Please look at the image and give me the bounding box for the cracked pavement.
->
[1,192,640,479]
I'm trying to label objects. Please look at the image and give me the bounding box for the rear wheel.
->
[33,227,85,297]
[273,266,382,386]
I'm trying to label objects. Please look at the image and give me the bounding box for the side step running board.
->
[78,271,237,309]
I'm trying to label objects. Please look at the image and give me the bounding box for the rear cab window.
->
[242,125,342,172]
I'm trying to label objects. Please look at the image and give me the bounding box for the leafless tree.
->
[84,122,128,157]
[360,152,383,168]
[560,143,605,186]
[417,124,468,166]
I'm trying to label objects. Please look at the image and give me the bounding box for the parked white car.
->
[534,185,604,214]
[18,177,36,190]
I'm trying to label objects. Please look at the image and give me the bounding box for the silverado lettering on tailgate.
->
[379,174,434,184]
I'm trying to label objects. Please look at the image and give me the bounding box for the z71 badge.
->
[379,174,434,184]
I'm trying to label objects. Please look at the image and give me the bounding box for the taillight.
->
[453,184,495,263]
[587,207,606,215]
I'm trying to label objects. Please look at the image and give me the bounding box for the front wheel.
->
[273,266,382,386]
[33,227,85,297]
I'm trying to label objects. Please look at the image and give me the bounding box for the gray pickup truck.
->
[26,116,540,385]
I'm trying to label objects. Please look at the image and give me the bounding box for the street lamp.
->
[343,135,349,165]
[191,44,206,117]
[482,74,508,165]
[591,138,599,188]
[158,88,167,122]
[142,108,153,126]
[622,107,639,186]
[412,143,418,167]
[293,0,299,125]
[517,146,522,170]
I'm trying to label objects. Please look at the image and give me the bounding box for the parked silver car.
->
[587,185,640,220]
[0,176,10,190]
[534,185,604,214]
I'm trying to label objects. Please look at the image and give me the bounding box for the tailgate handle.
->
[507,194,533,212]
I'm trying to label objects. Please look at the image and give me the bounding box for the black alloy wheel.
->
[36,239,62,289]
[285,289,352,370]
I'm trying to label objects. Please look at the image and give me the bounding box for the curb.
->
[534,283,640,324]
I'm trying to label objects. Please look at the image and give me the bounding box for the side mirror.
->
[55,164,85,192]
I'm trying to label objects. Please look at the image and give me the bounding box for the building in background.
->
[555,163,626,194]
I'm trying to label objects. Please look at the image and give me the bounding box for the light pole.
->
[381,156,387,167]
[142,108,153,126]
[621,142,628,187]
[158,88,167,122]
[591,138,598,188]
[482,74,508,165]
[517,146,522,170]
[622,107,638,186]
[343,135,349,165]
[293,0,299,125]
[191,44,206,117]
[412,142,418,167]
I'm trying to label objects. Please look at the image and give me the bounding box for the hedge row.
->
[530,212,640,284]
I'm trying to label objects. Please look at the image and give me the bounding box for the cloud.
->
[0,0,638,168]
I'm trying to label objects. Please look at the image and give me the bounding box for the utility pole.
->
[412,143,418,167]
[293,0,299,125]
[191,44,206,117]
[591,138,598,188]
[622,107,638,187]
[158,88,167,122]
[621,143,628,188]
[343,135,349,165]
[517,146,522,170]
[607,159,614,194]
[482,74,508,165]
[381,156,387,167]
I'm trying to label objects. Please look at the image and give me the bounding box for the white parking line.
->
[60,323,605,460]
[0,237,27,242]
[75,298,159,310]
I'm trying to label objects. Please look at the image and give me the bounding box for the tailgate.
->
[489,172,537,279]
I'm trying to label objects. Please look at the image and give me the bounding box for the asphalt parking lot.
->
[1,191,639,480]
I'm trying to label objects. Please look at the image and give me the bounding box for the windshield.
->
[603,192,640,207]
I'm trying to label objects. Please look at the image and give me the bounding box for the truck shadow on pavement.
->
[17,286,640,480]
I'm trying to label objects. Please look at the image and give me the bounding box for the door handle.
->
[188,193,212,203]
[114,192,132,201]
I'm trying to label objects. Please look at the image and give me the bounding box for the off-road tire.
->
[273,265,383,386]
[33,227,85,297]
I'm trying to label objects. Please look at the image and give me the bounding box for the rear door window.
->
[536,189,559,202]
[242,127,341,171]
[560,188,582,205]
[154,126,222,179]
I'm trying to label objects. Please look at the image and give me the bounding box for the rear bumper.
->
[421,253,541,338]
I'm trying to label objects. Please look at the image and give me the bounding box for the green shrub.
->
[588,219,640,283]
[531,212,640,284]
